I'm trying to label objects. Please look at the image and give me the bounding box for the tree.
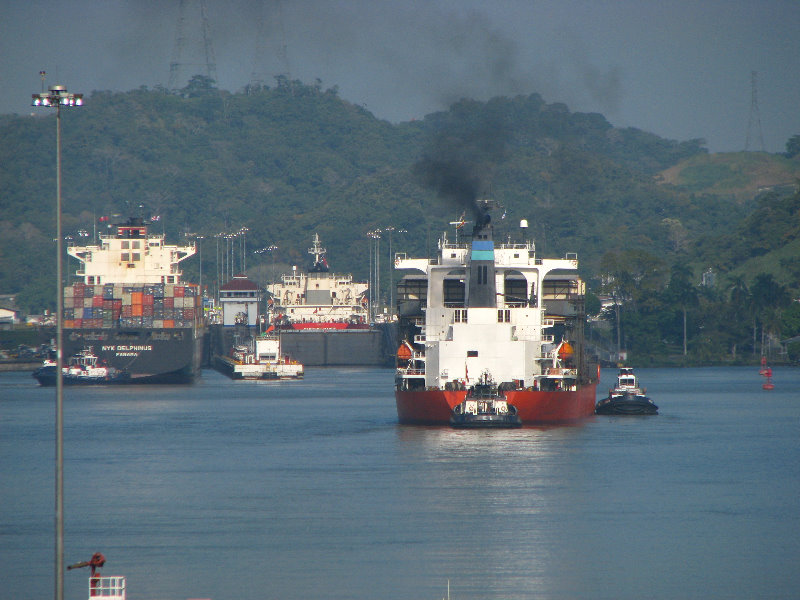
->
[182,74,217,97]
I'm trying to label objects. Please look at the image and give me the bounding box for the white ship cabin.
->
[220,274,262,327]
[67,218,195,285]
[614,367,640,391]
[395,221,585,392]
[268,233,369,324]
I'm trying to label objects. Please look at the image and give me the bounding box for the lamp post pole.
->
[196,235,204,296]
[32,81,83,600]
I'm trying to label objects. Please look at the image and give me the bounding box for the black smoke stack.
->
[472,200,492,238]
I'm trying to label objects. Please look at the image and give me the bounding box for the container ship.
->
[394,202,598,425]
[62,217,204,383]
[266,233,393,366]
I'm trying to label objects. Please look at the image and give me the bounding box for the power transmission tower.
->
[169,0,218,90]
[745,70,765,152]
[249,0,290,91]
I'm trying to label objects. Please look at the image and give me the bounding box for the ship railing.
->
[88,576,126,599]
[413,334,426,343]
[412,351,426,361]
[502,300,526,308]
[541,334,554,343]
[497,242,532,250]
[543,318,555,328]
[543,367,578,378]
[397,367,425,376]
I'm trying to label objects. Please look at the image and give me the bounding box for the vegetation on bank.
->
[1,76,799,366]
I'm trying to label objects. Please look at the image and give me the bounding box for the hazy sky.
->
[3,0,798,153]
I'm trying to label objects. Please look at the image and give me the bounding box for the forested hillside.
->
[1,76,798,363]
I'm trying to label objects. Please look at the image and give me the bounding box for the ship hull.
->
[275,325,395,367]
[62,327,204,384]
[396,384,598,425]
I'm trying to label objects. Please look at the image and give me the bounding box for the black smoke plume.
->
[413,104,511,228]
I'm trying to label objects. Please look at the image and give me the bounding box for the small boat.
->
[32,348,131,386]
[214,334,304,380]
[595,367,658,415]
[450,371,522,428]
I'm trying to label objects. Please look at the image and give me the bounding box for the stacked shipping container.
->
[63,283,201,329]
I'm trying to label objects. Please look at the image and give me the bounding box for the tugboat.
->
[450,370,522,428]
[32,347,131,386]
[595,367,658,415]
[214,333,304,380]
[394,200,599,425]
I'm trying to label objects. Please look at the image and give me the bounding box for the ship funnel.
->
[467,237,496,308]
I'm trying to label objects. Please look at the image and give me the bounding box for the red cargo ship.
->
[394,201,598,425]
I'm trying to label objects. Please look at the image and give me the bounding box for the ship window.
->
[498,309,511,323]
[121,253,130,262]
[467,350,478,357]
[127,263,136,268]
[132,253,141,261]
[167,276,175,283]
[132,241,141,249]
[121,241,130,249]
[87,276,95,284]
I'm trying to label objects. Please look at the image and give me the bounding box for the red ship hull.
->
[396,383,598,425]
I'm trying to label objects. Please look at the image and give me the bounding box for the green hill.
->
[2,77,799,364]
[658,151,800,201]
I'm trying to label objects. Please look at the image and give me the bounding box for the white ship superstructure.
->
[395,216,584,392]
[268,233,368,325]
[67,218,196,285]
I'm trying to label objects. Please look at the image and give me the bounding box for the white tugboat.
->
[595,367,658,415]
[32,347,131,385]
[215,333,304,380]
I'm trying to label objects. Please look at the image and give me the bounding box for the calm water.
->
[1,366,799,600]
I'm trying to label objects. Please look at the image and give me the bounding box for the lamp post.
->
[384,227,406,319]
[366,230,381,321]
[32,81,83,600]
[254,244,278,311]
